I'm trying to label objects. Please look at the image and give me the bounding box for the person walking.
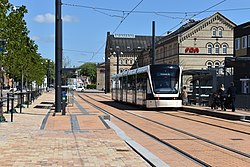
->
[218,84,227,111]
[227,82,237,112]
[181,86,188,106]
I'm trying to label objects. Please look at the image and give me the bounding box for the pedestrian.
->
[181,86,188,106]
[227,82,237,112]
[218,84,227,111]
[210,92,219,109]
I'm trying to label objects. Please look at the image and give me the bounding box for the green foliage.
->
[87,84,96,89]
[0,1,53,86]
[79,62,97,83]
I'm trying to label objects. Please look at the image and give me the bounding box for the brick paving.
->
[0,91,150,167]
[82,93,250,167]
[2,90,249,167]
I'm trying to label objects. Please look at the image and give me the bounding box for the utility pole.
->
[55,0,62,113]
[151,21,155,65]
[47,59,50,89]
[116,46,120,74]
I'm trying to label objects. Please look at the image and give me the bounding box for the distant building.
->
[105,32,154,92]
[104,12,236,95]
[140,12,235,89]
[96,62,105,90]
[233,21,250,94]
[225,21,250,108]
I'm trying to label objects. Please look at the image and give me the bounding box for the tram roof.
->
[127,69,137,75]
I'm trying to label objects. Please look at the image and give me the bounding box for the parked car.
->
[9,87,17,92]
[75,86,85,92]
[69,85,77,91]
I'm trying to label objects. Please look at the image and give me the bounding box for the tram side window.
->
[115,79,120,90]
[137,73,147,91]
[127,75,135,90]
[119,78,122,89]
[122,76,127,90]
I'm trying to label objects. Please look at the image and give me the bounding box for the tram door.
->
[115,79,119,101]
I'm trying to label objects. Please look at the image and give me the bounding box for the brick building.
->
[104,12,236,94]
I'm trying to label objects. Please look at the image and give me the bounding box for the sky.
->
[9,0,250,67]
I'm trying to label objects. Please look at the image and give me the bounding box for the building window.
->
[207,44,212,54]
[214,62,220,68]
[212,28,217,37]
[130,59,133,64]
[248,35,250,47]
[235,38,240,50]
[215,44,220,54]
[222,44,227,54]
[207,62,213,69]
[242,36,247,49]
[218,28,223,37]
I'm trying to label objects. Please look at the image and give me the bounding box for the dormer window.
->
[212,28,217,37]
[218,28,223,37]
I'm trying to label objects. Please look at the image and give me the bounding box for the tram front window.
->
[150,65,179,94]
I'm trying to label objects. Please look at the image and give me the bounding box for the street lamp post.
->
[133,46,141,69]
[47,59,50,90]
[113,46,123,74]
[116,46,120,74]
[55,0,62,113]
[0,39,6,122]
[0,39,4,99]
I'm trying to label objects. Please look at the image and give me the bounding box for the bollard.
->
[11,92,14,113]
[62,100,66,115]
[7,93,9,113]
[27,92,30,108]
[20,93,22,113]
[0,101,6,122]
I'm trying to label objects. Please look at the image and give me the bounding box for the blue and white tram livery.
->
[112,64,182,108]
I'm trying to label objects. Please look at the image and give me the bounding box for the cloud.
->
[31,36,40,41]
[63,15,78,23]
[34,13,55,23]
[44,34,55,43]
[34,13,78,23]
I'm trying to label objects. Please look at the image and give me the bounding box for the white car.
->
[69,85,77,90]
[9,87,17,92]
[75,86,85,92]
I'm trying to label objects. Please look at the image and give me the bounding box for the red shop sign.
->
[185,47,199,53]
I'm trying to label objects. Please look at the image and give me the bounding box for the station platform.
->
[0,90,150,167]
[1,90,249,166]
[182,105,250,121]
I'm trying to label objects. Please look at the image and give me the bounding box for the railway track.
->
[78,93,250,166]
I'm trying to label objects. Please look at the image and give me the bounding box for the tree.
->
[79,62,97,83]
[1,1,48,87]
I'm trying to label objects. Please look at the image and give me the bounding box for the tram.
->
[111,64,183,108]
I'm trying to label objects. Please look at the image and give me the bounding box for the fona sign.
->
[185,47,199,53]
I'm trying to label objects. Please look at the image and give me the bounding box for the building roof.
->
[157,19,202,45]
[156,12,236,45]
[107,33,160,53]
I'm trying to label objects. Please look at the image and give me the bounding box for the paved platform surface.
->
[1,90,250,166]
[0,91,149,167]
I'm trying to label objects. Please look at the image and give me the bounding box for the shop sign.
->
[185,47,199,53]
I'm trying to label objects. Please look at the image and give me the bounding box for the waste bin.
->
[62,91,67,115]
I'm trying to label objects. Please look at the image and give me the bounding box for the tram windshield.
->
[150,65,180,94]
